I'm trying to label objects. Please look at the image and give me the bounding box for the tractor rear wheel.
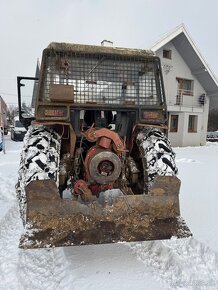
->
[130,128,178,194]
[16,126,60,224]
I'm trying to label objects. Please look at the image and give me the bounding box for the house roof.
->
[151,24,218,97]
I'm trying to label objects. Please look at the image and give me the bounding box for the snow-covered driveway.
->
[0,135,218,290]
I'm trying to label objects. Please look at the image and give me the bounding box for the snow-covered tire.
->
[134,127,178,193]
[16,125,61,224]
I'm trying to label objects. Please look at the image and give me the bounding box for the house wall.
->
[0,96,7,129]
[167,112,184,146]
[155,42,209,147]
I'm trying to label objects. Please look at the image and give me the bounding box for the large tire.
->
[131,127,178,193]
[16,126,61,224]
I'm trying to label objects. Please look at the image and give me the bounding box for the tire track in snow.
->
[0,204,74,290]
[18,247,74,290]
[0,204,22,289]
[0,175,17,201]
[129,237,218,289]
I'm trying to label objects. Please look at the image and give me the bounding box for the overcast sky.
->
[1,0,218,105]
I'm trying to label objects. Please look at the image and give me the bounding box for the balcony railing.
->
[167,90,205,108]
[178,89,194,96]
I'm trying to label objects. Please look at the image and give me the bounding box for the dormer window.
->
[163,49,172,59]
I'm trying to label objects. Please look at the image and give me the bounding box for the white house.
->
[151,24,218,147]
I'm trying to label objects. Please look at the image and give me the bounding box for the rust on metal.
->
[73,179,94,202]
[88,149,122,184]
[37,105,70,121]
[44,109,65,117]
[49,84,74,102]
[69,124,77,156]
[98,137,111,149]
[84,128,125,153]
[19,176,191,249]
[142,112,161,119]
[47,42,155,59]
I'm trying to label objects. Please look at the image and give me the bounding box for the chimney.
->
[101,40,113,47]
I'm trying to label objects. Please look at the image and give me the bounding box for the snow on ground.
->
[176,144,218,253]
[0,135,218,289]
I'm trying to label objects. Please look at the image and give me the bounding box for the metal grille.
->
[41,52,160,106]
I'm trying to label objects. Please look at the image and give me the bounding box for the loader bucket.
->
[19,176,191,249]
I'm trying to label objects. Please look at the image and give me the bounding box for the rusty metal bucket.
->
[19,176,191,249]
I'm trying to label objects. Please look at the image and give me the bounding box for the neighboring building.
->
[0,96,8,134]
[151,24,218,146]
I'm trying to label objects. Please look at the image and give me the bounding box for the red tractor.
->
[16,42,191,248]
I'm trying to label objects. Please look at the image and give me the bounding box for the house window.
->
[170,114,179,132]
[188,115,198,132]
[177,78,194,96]
[163,49,172,59]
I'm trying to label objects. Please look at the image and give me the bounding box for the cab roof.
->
[46,42,155,58]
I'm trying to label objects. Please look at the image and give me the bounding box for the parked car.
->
[206,131,218,142]
[11,117,27,141]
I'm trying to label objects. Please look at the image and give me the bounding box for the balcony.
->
[167,89,205,108]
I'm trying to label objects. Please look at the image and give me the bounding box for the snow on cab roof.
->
[46,42,155,58]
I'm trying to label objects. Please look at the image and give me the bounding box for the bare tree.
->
[208,109,218,131]
[7,105,18,126]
